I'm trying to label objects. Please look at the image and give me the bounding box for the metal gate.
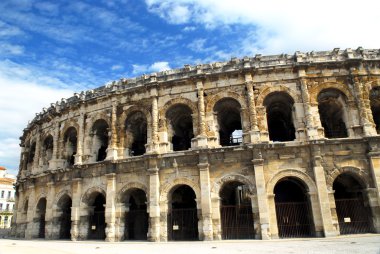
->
[88,211,105,239]
[125,209,148,240]
[221,205,254,239]
[275,202,314,238]
[168,208,198,240]
[59,210,71,239]
[335,198,373,234]
[38,214,45,238]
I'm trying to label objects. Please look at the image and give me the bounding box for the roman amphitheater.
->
[11,48,380,241]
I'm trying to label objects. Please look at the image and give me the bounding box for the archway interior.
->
[36,198,47,238]
[64,127,77,166]
[57,195,72,239]
[125,111,147,156]
[168,185,198,240]
[27,142,36,165]
[333,174,373,234]
[264,92,295,142]
[274,178,314,238]
[166,104,194,151]
[214,98,242,146]
[88,193,106,240]
[124,188,148,240]
[318,89,348,138]
[220,181,254,239]
[42,135,54,166]
[92,120,109,161]
[370,87,380,133]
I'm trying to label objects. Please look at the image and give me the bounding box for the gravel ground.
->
[0,234,379,254]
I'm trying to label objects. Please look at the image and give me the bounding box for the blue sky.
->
[1,0,379,175]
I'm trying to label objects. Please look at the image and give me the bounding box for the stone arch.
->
[117,181,148,203]
[159,97,198,119]
[326,166,370,190]
[54,189,72,208]
[34,193,47,209]
[60,121,79,139]
[206,91,246,113]
[81,186,106,205]
[119,105,151,127]
[86,113,111,134]
[211,173,255,196]
[257,85,300,107]
[309,82,354,104]
[160,177,201,203]
[364,80,380,99]
[266,169,317,195]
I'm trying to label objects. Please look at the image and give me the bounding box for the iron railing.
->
[220,204,254,239]
[168,208,198,241]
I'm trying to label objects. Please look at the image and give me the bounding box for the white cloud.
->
[145,0,380,55]
[183,26,196,32]
[132,61,171,75]
[0,60,74,174]
[111,64,123,71]
[0,43,24,55]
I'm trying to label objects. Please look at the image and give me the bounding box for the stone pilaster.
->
[147,166,160,241]
[148,87,160,153]
[45,181,56,239]
[71,178,82,241]
[75,112,85,165]
[25,184,36,239]
[106,102,118,160]
[198,154,213,240]
[252,150,270,239]
[192,80,208,148]
[368,140,380,232]
[311,146,339,237]
[105,173,117,241]
[33,129,41,173]
[245,73,260,143]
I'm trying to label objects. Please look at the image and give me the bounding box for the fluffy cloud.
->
[132,61,171,75]
[145,0,380,55]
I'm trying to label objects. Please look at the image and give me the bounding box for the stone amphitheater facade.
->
[12,48,380,241]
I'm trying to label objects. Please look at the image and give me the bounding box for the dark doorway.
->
[58,195,72,239]
[125,111,147,156]
[92,119,109,162]
[274,178,314,238]
[333,174,373,234]
[124,189,148,240]
[166,104,194,151]
[370,87,380,133]
[36,198,47,238]
[264,92,295,142]
[214,98,243,146]
[168,185,198,241]
[220,181,254,239]
[88,193,106,240]
[64,127,77,166]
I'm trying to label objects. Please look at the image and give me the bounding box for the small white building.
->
[0,166,16,229]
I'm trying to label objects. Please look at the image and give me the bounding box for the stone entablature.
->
[13,48,380,241]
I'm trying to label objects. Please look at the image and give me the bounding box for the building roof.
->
[0,178,14,185]
[0,166,5,171]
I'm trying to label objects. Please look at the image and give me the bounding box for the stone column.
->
[245,74,260,143]
[252,150,270,239]
[192,80,208,148]
[353,77,377,136]
[71,178,82,241]
[33,129,41,173]
[45,181,56,239]
[50,122,65,170]
[25,184,36,239]
[368,140,380,232]
[75,112,85,165]
[105,173,117,241]
[148,87,160,153]
[311,146,339,236]
[198,154,213,240]
[107,102,118,160]
[147,166,160,241]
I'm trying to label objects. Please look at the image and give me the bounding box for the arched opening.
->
[57,194,72,239]
[27,142,36,164]
[214,98,242,146]
[125,111,147,156]
[264,92,295,142]
[219,181,254,239]
[168,185,198,240]
[42,135,53,167]
[122,188,148,240]
[333,173,373,234]
[274,178,314,238]
[318,89,348,138]
[36,198,47,238]
[91,119,109,162]
[63,127,77,166]
[370,87,380,133]
[166,104,194,151]
[88,193,106,240]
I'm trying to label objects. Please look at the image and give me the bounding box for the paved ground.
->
[0,234,379,254]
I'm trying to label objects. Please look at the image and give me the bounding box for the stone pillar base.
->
[191,135,208,149]
[248,130,261,143]
[106,147,118,160]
